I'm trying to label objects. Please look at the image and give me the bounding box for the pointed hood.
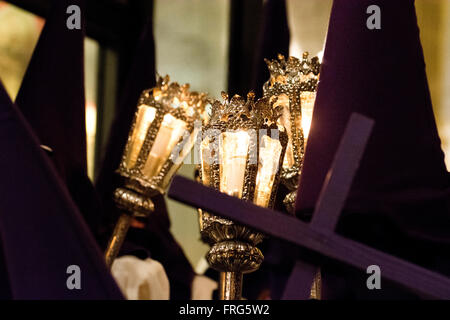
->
[252,0,290,98]
[15,0,101,236]
[16,0,87,177]
[297,0,450,247]
[0,80,123,299]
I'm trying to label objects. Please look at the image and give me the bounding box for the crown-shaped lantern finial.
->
[138,75,209,121]
[263,52,321,93]
[208,91,285,132]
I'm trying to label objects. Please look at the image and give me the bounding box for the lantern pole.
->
[219,272,243,300]
[104,213,132,268]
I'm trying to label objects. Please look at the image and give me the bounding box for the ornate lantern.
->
[198,92,288,300]
[105,75,208,268]
[263,52,320,214]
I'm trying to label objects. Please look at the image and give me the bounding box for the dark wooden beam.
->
[168,175,450,299]
[168,113,450,299]
[310,114,374,233]
[283,113,374,300]
[281,260,317,300]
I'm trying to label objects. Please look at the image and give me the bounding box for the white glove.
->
[111,255,170,300]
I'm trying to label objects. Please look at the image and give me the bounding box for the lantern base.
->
[206,240,263,300]
[104,188,155,268]
[113,187,155,218]
[207,240,263,273]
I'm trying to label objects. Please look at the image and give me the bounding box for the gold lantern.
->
[263,52,320,214]
[264,53,321,299]
[198,92,288,300]
[105,75,208,268]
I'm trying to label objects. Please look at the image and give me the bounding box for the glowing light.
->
[142,114,187,178]
[274,94,296,170]
[85,101,97,138]
[317,50,324,63]
[124,105,157,169]
[85,101,97,179]
[153,89,162,101]
[219,131,250,198]
[254,135,283,207]
[300,92,316,140]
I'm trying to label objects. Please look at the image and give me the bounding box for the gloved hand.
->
[111,255,170,300]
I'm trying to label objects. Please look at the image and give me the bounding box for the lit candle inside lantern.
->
[125,105,157,169]
[219,131,250,198]
[300,91,316,140]
[254,135,283,207]
[200,138,213,187]
[274,94,295,170]
[142,113,187,178]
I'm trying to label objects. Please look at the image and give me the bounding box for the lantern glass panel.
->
[124,104,157,169]
[160,126,200,191]
[200,137,213,187]
[142,113,187,179]
[274,94,294,170]
[219,131,250,198]
[254,135,283,207]
[300,91,316,140]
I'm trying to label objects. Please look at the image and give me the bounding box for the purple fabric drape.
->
[15,0,102,238]
[296,0,450,298]
[0,80,123,299]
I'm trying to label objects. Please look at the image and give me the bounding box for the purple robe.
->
[296,0,450,298]
[15,0,102,238]
[0,80,123,299]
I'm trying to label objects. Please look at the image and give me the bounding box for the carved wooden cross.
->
[168,113,450,299]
